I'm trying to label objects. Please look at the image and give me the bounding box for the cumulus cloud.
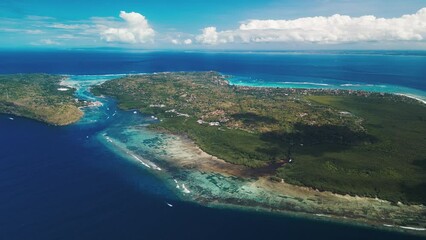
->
[196,27,221,44]
[196,8,426,45]
[99,11,155,44]
[183,38,192,45]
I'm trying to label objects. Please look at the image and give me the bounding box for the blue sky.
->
[1,0,426,49]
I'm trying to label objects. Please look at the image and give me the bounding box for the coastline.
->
[227,76,426,105]
[0,74,86,126]
[4,73,425,236]
[84,72,426,236]
[135,131,426,236]
[2,49,426,239]
[396,93,426,105]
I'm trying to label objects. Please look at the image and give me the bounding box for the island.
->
[2,72,425,233]
[0,74,84,125]
[91,71,426,205]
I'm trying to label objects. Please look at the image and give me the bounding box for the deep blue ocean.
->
[0,50,425,240]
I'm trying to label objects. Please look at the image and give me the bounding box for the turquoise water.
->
[228,76,426,103]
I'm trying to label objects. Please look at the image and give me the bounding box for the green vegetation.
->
[0,74,83,125]
[92,71,426,204]
[280,95,426,204]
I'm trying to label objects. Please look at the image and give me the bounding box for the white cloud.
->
[57,34,77,39]
[99,11,155,44]
[196,8,426,45]
[171,38,193,45]
[39,39,60,45]
[49,23,89,30]
[196,27,219,44]
[26,29,43,34]
[2,28,44,34]
[26,15,55,21]
[0,28,20,32]
[183,38,192,45]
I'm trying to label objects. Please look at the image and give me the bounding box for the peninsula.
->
[92,72,426,206]
[0,74,83,125]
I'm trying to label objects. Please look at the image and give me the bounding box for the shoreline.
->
[205,200,426,237]
[83,72,426,236]
[144,132,426,236]
[31,73,426,236]
[396,93,426,105]
[227,75,426,104]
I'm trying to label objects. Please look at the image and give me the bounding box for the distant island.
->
[0,74,84,125]
[92,71,426,205]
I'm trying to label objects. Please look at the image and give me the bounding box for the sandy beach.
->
[397,93,426,105]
